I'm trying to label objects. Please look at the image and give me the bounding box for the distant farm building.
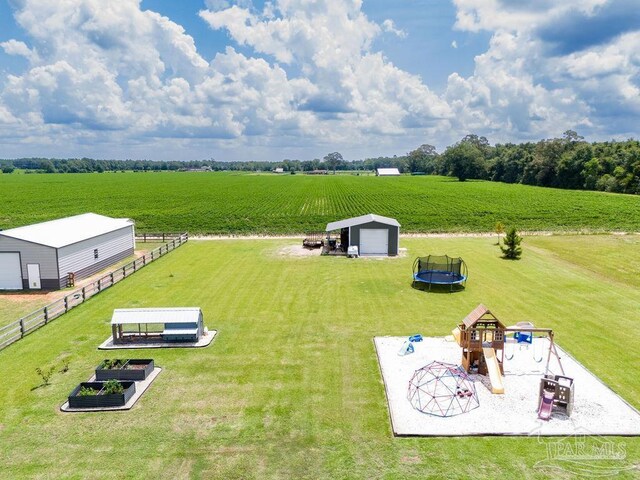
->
[376,168,400,176]
[0,213,135,291]
[326,214,400,256]
[273,167,285,173]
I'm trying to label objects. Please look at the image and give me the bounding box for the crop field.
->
[1,172,640,234]
[0,236,638,479]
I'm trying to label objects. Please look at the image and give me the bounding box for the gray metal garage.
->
[0,213,135,290]
[326,214,400,256]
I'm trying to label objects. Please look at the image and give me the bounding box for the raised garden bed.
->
[95,359,154,381]
[68,380,136,408]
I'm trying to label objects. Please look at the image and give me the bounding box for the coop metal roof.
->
[111,308,203,325]
[326,214,400,231]
[0,213,133,249]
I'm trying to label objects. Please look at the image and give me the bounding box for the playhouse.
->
[452,304,506,393]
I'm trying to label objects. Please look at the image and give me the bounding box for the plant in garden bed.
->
[77,386,98,396]
[100,359,126,370]
[102,380,125,395]
[95,359,154,381]
[68,381,136,408]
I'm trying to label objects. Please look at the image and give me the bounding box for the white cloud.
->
[0,39,39,63]
[0,0,637,159]
[443,0,639,141]
[382,19,406,38]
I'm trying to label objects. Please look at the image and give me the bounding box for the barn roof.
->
[326,213,400,231]
[0,213,133,249]
[462,304,504,329]
[111,307,202,325]
[376,168,400,176]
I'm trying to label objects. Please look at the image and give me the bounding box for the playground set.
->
[407,304,575,421]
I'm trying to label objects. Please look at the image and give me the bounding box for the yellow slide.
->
[482,347,505,394]
[451,327,462,346]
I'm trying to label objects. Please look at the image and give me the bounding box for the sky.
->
[0,0,638,162]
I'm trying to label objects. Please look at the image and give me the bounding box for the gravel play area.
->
[375,336,640,436]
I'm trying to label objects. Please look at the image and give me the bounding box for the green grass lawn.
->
[1,172,639,234]
[0,236,638,479]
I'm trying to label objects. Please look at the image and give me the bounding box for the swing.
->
[505,339,515,360]
[533,336,544,363]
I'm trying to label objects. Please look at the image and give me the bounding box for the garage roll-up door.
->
[360,229,388,255]
[0,252,22,290]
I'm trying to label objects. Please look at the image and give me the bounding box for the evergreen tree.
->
[500,227,522,259]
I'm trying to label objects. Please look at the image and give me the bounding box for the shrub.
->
[35,366,55,386]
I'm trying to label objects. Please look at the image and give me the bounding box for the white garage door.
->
[0,252,22,290]
[360,229,389,255]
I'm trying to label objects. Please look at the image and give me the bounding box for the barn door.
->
[360,229,389,255]
[0,252,22,289]
[27,263,41,290]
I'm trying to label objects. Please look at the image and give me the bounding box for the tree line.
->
[1,131,638,194]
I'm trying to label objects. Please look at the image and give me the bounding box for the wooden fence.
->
[0,232,189,351]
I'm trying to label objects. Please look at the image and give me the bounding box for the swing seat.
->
[514,331,533,344]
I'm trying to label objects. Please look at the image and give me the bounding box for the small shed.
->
[326,213,400,256]
[111,307,205,344]
[376,168,400,176]
[0,213,134,291]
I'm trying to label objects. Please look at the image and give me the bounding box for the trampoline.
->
[412,255,468,292]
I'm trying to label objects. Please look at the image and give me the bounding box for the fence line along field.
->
[1,172,640,234]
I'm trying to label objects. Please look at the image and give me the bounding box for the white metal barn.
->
[0,213,135,290]
[326,214,400,256]
[376,168,401,176]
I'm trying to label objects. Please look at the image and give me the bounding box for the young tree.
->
[494,221,505,245]
[500,227,522,259]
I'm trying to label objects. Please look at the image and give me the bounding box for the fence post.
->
[98,279,102,292]
[163,233,166,242]
[143,255,147,266]
[64,296,69,312]
[151,251,154,261]
[110,272,114,285]
[44,307,49,324]
[20,319,25,337]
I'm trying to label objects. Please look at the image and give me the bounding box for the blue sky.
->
[0,0,638,161]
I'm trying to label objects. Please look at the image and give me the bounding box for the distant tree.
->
[500,227,522,259]
[407,144,439,173]
[562,130,584,144]
[324,152,343,174]
[443,141,487,181]
[2,165,15,174]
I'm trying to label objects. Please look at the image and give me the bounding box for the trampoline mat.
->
[414,270,466,285]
